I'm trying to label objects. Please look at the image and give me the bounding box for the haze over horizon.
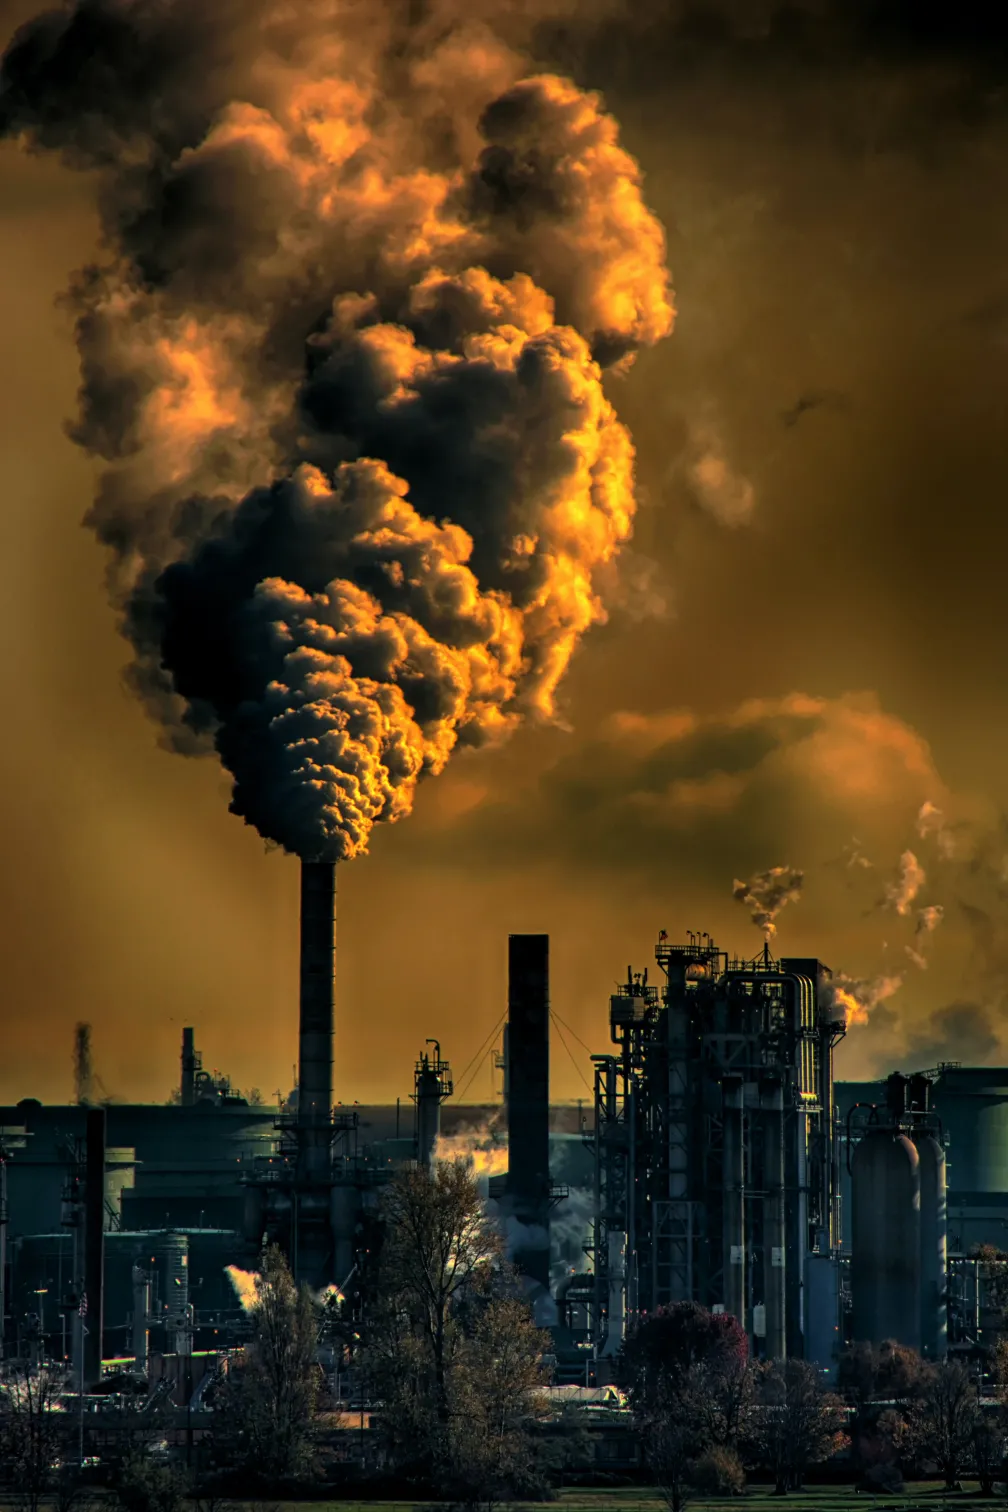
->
[2,0,1008,1107]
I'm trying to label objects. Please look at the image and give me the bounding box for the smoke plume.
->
[884,849,925,917]
[916,800,956,858]
[732,865,804,940]
[433,1121,508,1179]
[225,1264,259,1312]
[905,902,944,970]
[826,971,903,1028]
[0,1,673,862]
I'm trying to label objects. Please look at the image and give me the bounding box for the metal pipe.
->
[723,1078,745,1329]
[763,1080,786,1360]
[131,1265,150,1374]
[298,861,336,1182]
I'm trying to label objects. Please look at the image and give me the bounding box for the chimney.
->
[506,934,550,1289]
[415,1041,453,1169]
[297,861,336,1180]
[180,1028,196,1107]
[84,1107,105,1386]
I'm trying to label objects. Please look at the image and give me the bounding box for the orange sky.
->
[3,0,1008,1106]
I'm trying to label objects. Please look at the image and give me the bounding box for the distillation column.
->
[722,1078,745,1329]
[762,1078,787,1360]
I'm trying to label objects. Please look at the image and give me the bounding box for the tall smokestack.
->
[297,861,336,1181]
[83,1107,105,1386]
[180,1028,196,1107]
[507,934,550,1289]
[74,1023,94,1106]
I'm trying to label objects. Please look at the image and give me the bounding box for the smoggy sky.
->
[2,0,1008,1107]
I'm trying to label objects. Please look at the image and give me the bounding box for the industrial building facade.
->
[4,887,1008,1389]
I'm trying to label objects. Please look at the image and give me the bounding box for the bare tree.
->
[213,1245,318,1481]
[368,1163,550,1500]
[915,1359,979,1490]
[379,1161,503,1424]
[446,1296,550,1510]
[0,1362,65,1512]
[751,1358,847,1493]
[970,1415,1002,1497]
[639,1375,711,1512]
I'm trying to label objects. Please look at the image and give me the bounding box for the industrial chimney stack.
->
[297,861,336,1181]
[506,934,551,1290]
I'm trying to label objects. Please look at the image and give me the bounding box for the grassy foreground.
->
[7,1491,1006,1512]
[176,1489,1008,1512]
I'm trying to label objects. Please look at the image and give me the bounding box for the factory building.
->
[8,884,1008,1393]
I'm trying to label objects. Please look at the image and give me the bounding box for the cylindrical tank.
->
[915,1134,947,1360]
[161,1232,189,1352]
[851,1129,921,1350]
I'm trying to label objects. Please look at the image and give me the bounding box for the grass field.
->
[8,1488,1007,1512]
[201,1489,1008,1512]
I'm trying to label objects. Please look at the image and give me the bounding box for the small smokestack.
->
[507,934,550,1289]
[415,1041,453,1169]
[74,1023,94,1106]
[83,1107,105,1386]
[298,861,336,1180]
[180,1028,196,1107]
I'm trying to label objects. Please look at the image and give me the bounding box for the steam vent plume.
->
[0,2,674,859]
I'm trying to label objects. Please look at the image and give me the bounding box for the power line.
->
[550,1008,594,1059]
[550,1011,592,1095]
[454,1010,508,1103]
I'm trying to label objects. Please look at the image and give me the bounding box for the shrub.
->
[690,1446,745,1495]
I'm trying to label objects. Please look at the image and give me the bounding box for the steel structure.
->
[590,932,843,1361]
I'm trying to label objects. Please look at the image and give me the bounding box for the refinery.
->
[3,858,1006,1413]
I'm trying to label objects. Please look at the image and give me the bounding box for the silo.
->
[851,1129,921,1350]
[915,1134,947,1359]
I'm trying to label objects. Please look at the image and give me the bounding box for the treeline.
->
[626,1307,1008,1508]
[5,1163,1008,1512]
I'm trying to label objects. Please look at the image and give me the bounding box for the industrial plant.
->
[3,860,1008,1421]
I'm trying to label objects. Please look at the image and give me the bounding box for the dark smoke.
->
[1,1,673,860]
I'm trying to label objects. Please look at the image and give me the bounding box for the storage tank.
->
[851,1128,921,1350]
[915,1134,947,1359]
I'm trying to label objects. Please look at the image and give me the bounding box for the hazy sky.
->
[2,0,1008,1106]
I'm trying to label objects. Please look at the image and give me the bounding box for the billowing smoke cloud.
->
[0,1,673,862]
[732,865,803,940]
[883,849,925,917]
[825,971,903,1028]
